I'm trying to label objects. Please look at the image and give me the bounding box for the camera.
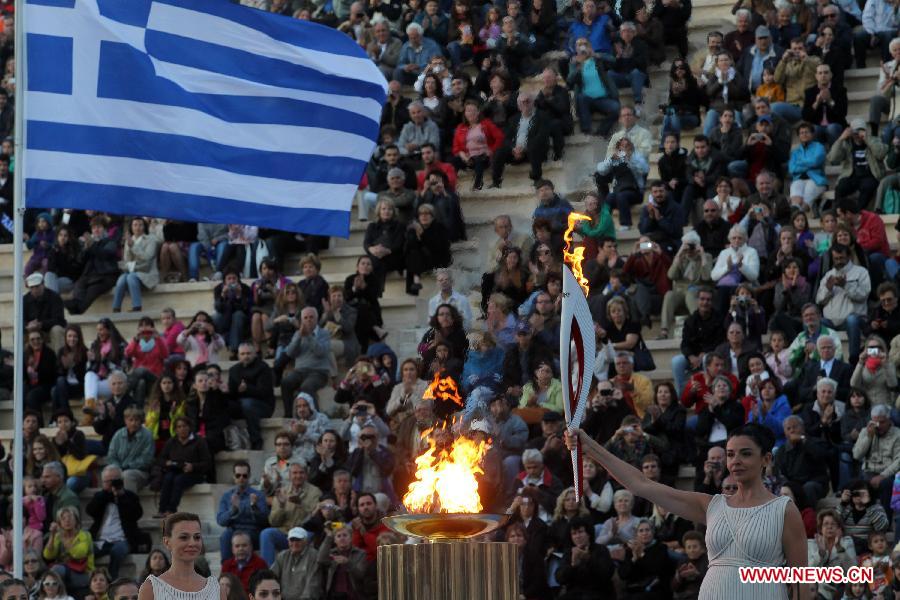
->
[738,296,748,306]
[623,426,635,433]
[599,388,613,397]
[686,243,697,251]
[867,347,880,357]
[640,242,653,251]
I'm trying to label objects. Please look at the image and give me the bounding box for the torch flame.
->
[422,373,464,408]
[403,427,489,514]
[563,212,592,296]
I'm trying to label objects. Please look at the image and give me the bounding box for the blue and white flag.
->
[24,0,387,237]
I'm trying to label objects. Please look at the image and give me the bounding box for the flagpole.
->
[12,0,27,579]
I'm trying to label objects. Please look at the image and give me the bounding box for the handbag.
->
[883,187,900,215]
[61,453,97,478]
[633,338,656,372]
[224,424,250,451]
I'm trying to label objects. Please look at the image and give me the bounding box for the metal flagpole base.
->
[377,541,519,600]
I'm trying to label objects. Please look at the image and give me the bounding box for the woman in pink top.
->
[176,311,226,366]
[451,100,504,190]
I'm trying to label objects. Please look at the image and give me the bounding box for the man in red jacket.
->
[416,143,457,192]
[350,492,388,562]
[680,352,739,415]
[837,197,889,287]
[221,531,268,593]
[622,237,672,328]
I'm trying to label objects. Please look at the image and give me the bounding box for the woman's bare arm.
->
[783,501,812,600]
[569,429,712,524]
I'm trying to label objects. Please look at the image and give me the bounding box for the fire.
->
[403,426,489,514]
[563,212,591,295]
[422,373,464,408]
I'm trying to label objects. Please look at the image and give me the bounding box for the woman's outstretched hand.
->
[564,428,583,452]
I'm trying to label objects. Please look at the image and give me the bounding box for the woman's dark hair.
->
[654,381,677,404]
[138,316,155,328]
[162,512,201,537]
[781,257,801,274]
[848,387,871,410]
[429,303,463,330]
[61,324,87,364]
[139,548,171,583]
[247,570,279,597]
[218,573,247,600]
[260,257,278,273]
[422,73,444,98]
[531,217,553,235]
[567,516,595,547]
[781,481,811,511]
[88,318,125,366]
[847,479,877,506]
[318,429,348,464]
[530,359,555,387]
[728,423,776,455]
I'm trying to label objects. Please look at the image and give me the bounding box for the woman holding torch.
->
[564,423,810,599]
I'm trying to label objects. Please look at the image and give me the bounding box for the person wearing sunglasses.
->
[36,573,72,600]
[216,461,269,562]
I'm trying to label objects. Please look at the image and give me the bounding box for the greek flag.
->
[24,0,387,237]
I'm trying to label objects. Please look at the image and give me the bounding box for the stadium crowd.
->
[9,0,900,597]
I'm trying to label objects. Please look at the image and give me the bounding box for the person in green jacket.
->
[578,191,616,261]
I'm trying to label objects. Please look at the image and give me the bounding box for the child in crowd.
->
[814,210,837,256]
[24,211,54,276]
[22,476,45,552]
[792,210,815,256]
[754,66,785,105]
[765,330,792,383]
[858,531,892,597]
[479,8,502,48]
[160,308,186,367]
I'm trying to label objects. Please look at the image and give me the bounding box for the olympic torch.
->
[561,212,595,501]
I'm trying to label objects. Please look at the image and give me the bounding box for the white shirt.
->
[427,290,474,330]
[99,501,126,544]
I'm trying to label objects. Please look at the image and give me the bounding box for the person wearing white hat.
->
[22,271,67,353]
[271,526,317,600]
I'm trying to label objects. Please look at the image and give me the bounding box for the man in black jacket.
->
[23,272,66,352]
[501,320,554,401]
[681,136,727,225]
[786,335,852,408]
[800,63,848,146]
[490,92,550,189]
[93,371,138,447]
[535,68,572,160]
[693,199,730,256]
[774,415,831,504]
[86,465,145,578]
[671,287,724,396]
[65,215,120,315]
[229,343,275,450]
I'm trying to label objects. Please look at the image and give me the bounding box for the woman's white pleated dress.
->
[700,494,792,600]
